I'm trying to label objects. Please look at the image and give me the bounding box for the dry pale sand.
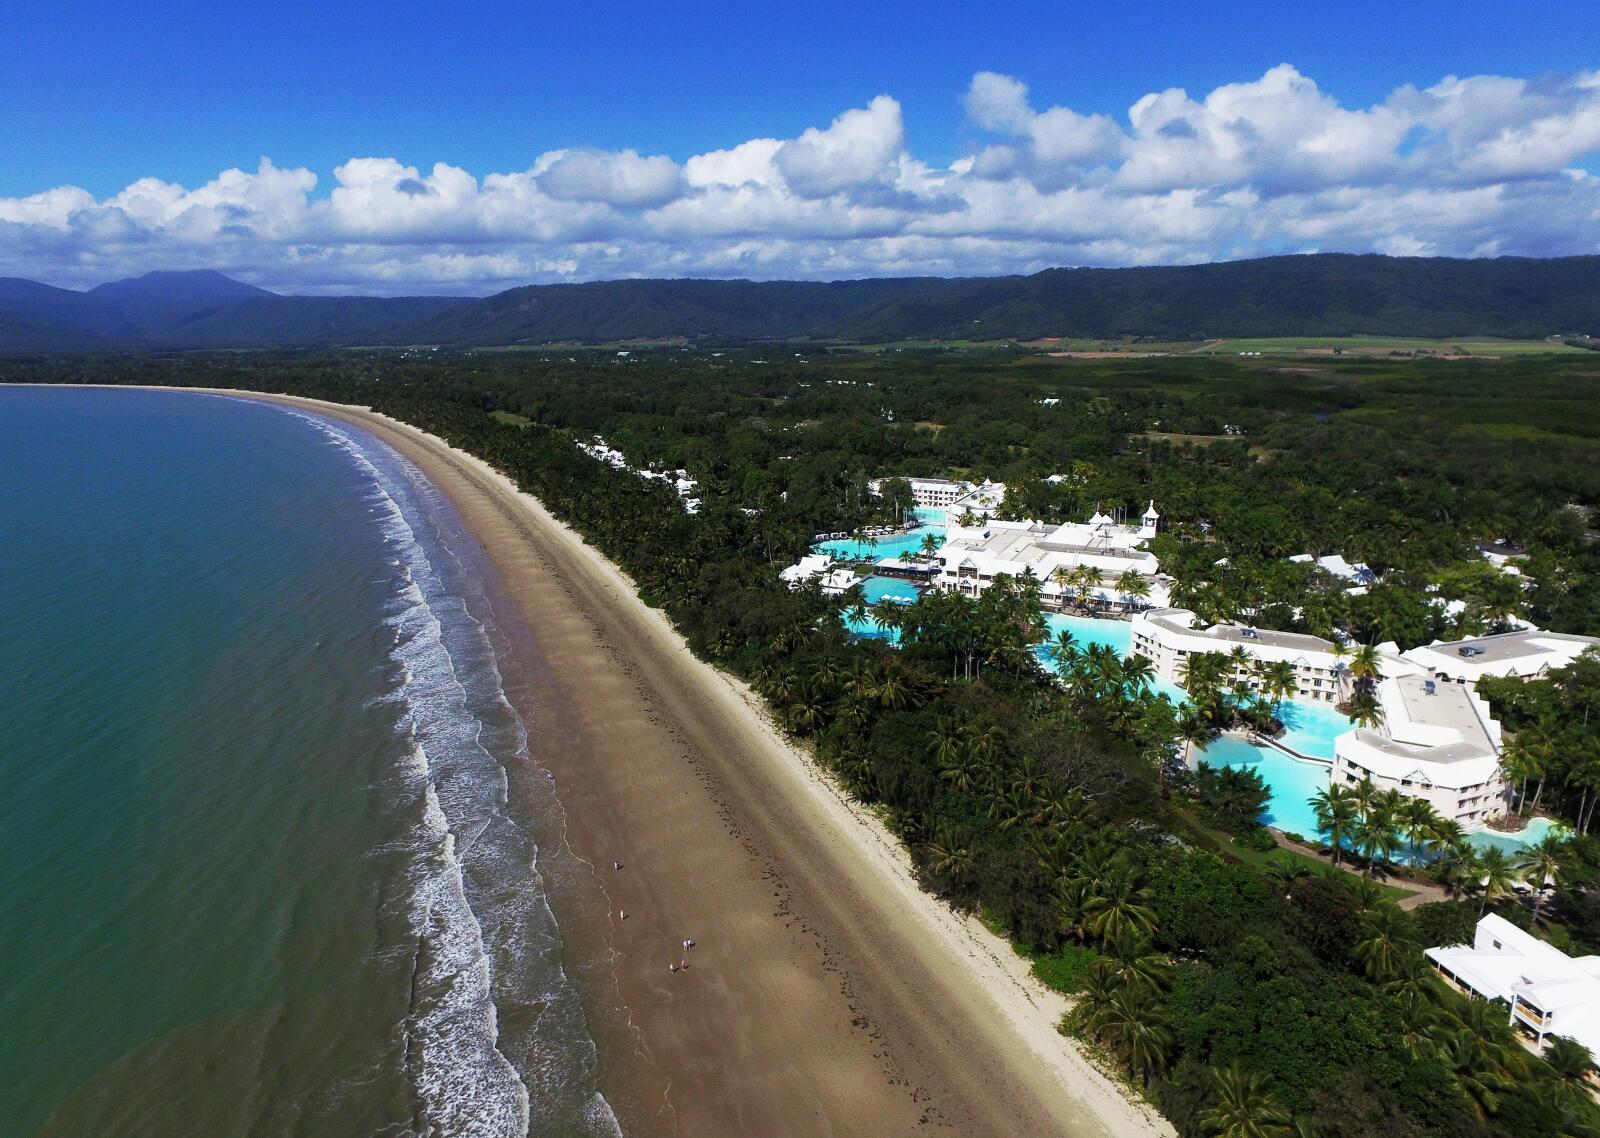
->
[230,391,1174,1138]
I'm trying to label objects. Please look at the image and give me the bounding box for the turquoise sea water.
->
[0,388,613,1137]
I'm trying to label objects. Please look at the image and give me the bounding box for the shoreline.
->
[54,385,1172,1136]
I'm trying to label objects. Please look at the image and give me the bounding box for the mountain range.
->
[2,254,1597,352]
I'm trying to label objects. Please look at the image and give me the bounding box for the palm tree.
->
[1116,568,1151,612]
[1175,708,1212,768]
[1348,642,1384,694]
[1254,659,1300,713]
[1500,733,1544,816]
[1264,855,1310,901]
[1395,797,1443,865]
[1056,876,1096,945]
[923,825,975,881]
[1514,833,1565,924]
[1310,785,1358,865]
[1094,988,1174,1087]
[1071,564,1101,610]
[1441,1028,1512,1121]
[1121,653,1156,695]
[1427,816,1466,852]
[1544,1036,1596,1088]
[1049,627,1079,671]
[1086,867,1158,943]
[1329,639,1351,702]
[1477,846,1517,915]
[918,532,941,562]
[1354,811,1403,876]
[1434,843,1482,903]
[1050,565,1075,609]
[1198,1064,1295,1138]
[1349,777,1379,819]
[1353,904,1419,982]
[1096,932,1174,995]
[1348,691,1385,729]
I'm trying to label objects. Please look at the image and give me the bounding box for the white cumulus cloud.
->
[2,66,1599,294]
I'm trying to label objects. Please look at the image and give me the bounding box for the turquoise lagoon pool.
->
[1201,736,1329,837]
[840,600,1557,856]
[1203,736,1562,855]
[861,575,921,604]
[815,524,944,562]
[1274,700,1355,761]
[1036,615,1350,746]
[1043,612,1133,655]
[841,575,918,641]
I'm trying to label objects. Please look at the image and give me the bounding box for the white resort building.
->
[1429,914,1600,1058]
[1131,607,1512,827]
[778,553,858,596]
[867,476,1008,522]
[934,504,1170,611]
[1129,607,1346,702]
[1332,673,1509,829]
[1401,627,1600,684]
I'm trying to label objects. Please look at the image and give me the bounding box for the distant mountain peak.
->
[88,269,276,303]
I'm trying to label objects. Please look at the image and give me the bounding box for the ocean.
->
[0,387,616,1137]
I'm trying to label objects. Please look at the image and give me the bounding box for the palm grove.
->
[11,346,1600,1137]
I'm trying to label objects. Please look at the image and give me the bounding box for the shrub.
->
[1235,826,1279,853]
[1031,944,1098,994]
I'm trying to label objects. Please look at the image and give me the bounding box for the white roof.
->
[1403,628,1600,681]
[1334,674,1502,789]
[1429,915,1600,1055]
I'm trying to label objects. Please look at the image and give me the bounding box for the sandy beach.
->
[230,391,1174,1137]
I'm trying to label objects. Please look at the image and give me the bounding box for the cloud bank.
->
[4,65,1599,294]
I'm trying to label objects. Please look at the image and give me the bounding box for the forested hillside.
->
[3,254,1597,351]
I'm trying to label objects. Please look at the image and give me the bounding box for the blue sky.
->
[3,2,1598,292]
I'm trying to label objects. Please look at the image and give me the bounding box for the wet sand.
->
[241,393,1174,1137]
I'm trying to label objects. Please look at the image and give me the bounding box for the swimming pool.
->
[1273,699,1355,761]
[1042,613,1133,655]
[1200,737,1330,837]
[1467,816,1568,856]
[1202,736,1561,856]
[839,575,917,642]
[814,524,944,562]
[861,575,921,603]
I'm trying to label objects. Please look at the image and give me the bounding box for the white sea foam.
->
[282,410,620,1138]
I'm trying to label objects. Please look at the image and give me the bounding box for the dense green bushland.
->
[9,348,1600,1137]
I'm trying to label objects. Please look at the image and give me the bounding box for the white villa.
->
[1429,914,1600,1058]
[1332,673,1509,829]
[1129,607,1346,703]
[778,554,858,596]
[934,504,1170,611]
[1288,552,1377,586]
[1401,628,1600,684]
[578,436,701,513]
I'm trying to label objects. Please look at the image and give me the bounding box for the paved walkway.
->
[1269,831,1447,909]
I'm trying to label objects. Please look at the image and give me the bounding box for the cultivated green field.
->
[1202,334,1587,356]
